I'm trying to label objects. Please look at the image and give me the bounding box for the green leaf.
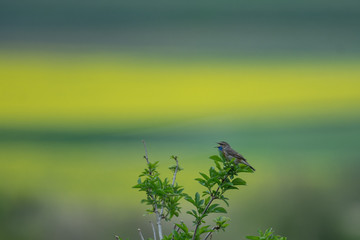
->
[175,223,189,233]
[238,165,254,173]
[207,204,220,213]
[264,228,273,237]
[232,178,247,185]
[209,155,222,161]
[209,167,218,178]
[186,209,199,218]
[215,161,222,170]
[246,236,260,240]
[222,182,233,187]
[169,165,178,171]
[198,225,212,235]
[204,196,211,205]
[220,196,229,206]
[199,172,210,181]
[213,207,227,213]
[184,195,195,205]
[195,178,207,187]
[155,189,166,196]
[202,191,211,197]
[219,151,227,161]
[195,192,200,204]
[186,211,195,217]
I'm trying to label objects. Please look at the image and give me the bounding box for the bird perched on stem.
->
[216,141,255,171]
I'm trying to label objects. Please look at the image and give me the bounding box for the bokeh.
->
[1,1,360,240]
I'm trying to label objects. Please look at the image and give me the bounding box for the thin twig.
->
[142,140,163,240]
[148,194,163,239]
[180,220,184,230]
[142,140,150,165]
[171,224,177,240]
[172,156,179,186]
[138,228,145,240]
[161,156,179,227]
[192,197,215,240]
[203,227,217,240]
[150,221,157,240]
[171,220,184,240]
[160,201,165,217]
[192,175,228,240]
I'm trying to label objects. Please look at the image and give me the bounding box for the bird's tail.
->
[248,164,256,172]
[237,159,256,171]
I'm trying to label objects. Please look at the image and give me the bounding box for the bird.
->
[216,141,255,171]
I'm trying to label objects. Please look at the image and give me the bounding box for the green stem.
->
[192,174,228,240]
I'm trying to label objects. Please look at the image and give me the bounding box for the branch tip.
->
[138,228,145,240]
[142,140,150,165]
[172,156,180,186]
[150,221,157,240]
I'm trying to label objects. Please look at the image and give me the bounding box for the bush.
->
[117,141,286,240]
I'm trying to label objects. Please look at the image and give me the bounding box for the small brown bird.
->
[216,141,255,171]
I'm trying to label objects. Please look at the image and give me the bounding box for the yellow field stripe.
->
[1,53,359,126]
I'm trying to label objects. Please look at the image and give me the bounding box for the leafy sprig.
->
[246,228,287,240]
[185,151,254,240]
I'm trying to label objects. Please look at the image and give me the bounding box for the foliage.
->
[133,155,184,221]
[124,143,286,240]
[182,153,252,240]
[246,228,287,240]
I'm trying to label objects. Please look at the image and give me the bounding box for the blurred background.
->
[1,0,360,240]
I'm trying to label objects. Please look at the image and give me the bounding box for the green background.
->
[1,1,360,240]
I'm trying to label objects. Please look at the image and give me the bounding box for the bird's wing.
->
[226,148,246,160]
[235,153,246,160]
